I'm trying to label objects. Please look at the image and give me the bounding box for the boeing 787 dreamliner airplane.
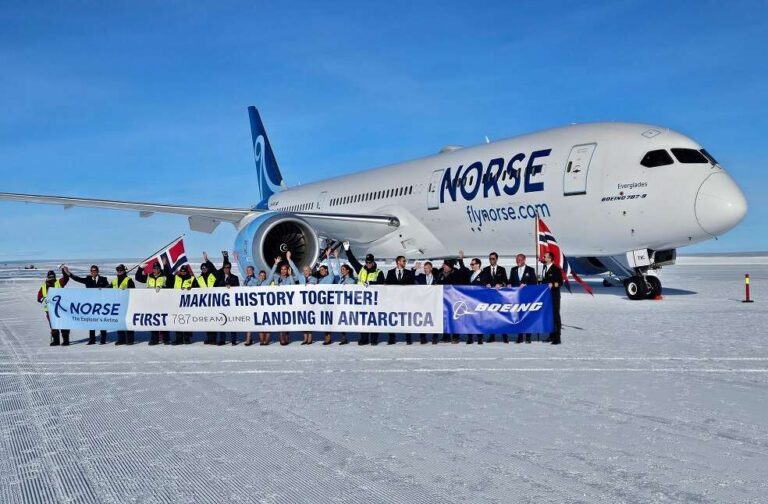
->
[0,107,748,299]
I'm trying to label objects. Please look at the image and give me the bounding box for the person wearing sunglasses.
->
[63,264,109,344]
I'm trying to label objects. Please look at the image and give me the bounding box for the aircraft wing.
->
[0,192,400,240]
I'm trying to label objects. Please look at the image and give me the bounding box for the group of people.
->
[37,247,564,347]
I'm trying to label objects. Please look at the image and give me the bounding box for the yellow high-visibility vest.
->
[174,276,195,289]
[197,274,216,288]
[112,277,131,289]
[357,268,381,285]
[147,275,166,288]
[40,280,61,312]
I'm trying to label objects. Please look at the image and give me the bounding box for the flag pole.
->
[534,210,539,281]
[126,234,185,273]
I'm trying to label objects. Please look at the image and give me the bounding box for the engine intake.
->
[234,212,320,272]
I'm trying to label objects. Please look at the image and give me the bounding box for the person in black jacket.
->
[509,253,538,344]
[215,261,240,345]
[385,255,415,344]
[465,257,484,344]
[437,257,464,343]
[540,252,563,345]
[482,251,508,343]
[413,261,437,345]
[63,264,110,345]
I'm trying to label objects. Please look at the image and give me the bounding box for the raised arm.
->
[287,257,304,285]
[345,247,363,273]
[135,266,148,284]
[268,257,280,284]
[63,266,85,284]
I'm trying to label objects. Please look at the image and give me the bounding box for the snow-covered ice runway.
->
[1,258,766,503]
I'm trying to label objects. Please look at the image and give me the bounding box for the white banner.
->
[126,285,444,333]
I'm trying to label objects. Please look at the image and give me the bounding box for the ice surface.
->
[0,259,766,503]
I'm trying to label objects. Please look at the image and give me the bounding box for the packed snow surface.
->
[0,259,766,503]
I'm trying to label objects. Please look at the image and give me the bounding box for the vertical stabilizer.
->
[248,106,286,208]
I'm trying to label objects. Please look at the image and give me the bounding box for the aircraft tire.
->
[645,275,662,299]
[624,276,646,300]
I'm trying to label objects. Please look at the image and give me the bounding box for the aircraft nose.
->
[695,172,748,236]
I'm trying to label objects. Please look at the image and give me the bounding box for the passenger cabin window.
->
[671,148,709,164]
[640,149,674,167]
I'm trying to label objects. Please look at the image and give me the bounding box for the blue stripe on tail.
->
[248,106,285,208]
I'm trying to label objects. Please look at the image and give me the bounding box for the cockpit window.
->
[671,148,709,164]
[700,149,719,165]
[641,149,674,167]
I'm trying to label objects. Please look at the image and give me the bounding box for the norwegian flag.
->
[537,217,594,296]
[142,235,189,274]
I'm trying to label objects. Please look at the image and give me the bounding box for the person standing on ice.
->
[345,248,384,345]
[135,257,173,345]
[214,260,240,346]
[111,264,136,345]
[268,250,304,345]
[233,251,271,346]
[63,264,109,345]
[317,247,341,345]
[334,253,358,345]
[540,251,564,345]
[37,268,71,346]
[198,251,223,345]
[300,264,318,345]
[170,264,195,345]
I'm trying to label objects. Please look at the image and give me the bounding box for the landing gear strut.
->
[623,274,662,300]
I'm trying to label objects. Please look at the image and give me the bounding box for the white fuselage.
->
[258,122,746,260]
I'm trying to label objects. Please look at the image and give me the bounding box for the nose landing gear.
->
[624,274,662,300]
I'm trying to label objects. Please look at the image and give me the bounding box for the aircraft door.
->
[427,169,443,210]
[563,143,596,196]
[317,191,328,210]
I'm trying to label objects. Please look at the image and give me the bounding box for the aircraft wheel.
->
[603,278,612,287]
[624,276,646,300]
[645,276,662,299]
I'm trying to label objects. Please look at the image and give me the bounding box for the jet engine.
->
[233,212,320,272]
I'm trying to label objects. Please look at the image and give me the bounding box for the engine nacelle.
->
[233,212,320,274]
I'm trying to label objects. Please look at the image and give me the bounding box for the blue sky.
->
[1,1,766,261]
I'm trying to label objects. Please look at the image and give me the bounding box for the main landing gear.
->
[623,274,662,300]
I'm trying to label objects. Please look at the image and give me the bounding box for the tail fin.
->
[248,106,286,208]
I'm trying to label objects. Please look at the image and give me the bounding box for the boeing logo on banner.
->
[452,301,478,320]
[453,300,544,319]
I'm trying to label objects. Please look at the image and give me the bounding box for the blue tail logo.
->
[248,106,285,208]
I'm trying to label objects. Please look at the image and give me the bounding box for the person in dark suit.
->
[437,256,465,343]
[540,251,563,345]
[385,255,415,344]
[413,261,437,345]
[482,251,508,343]
[215,261,240,345]
[63,264,110,344]
[509,253,538,343]
[465,257,484,344]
